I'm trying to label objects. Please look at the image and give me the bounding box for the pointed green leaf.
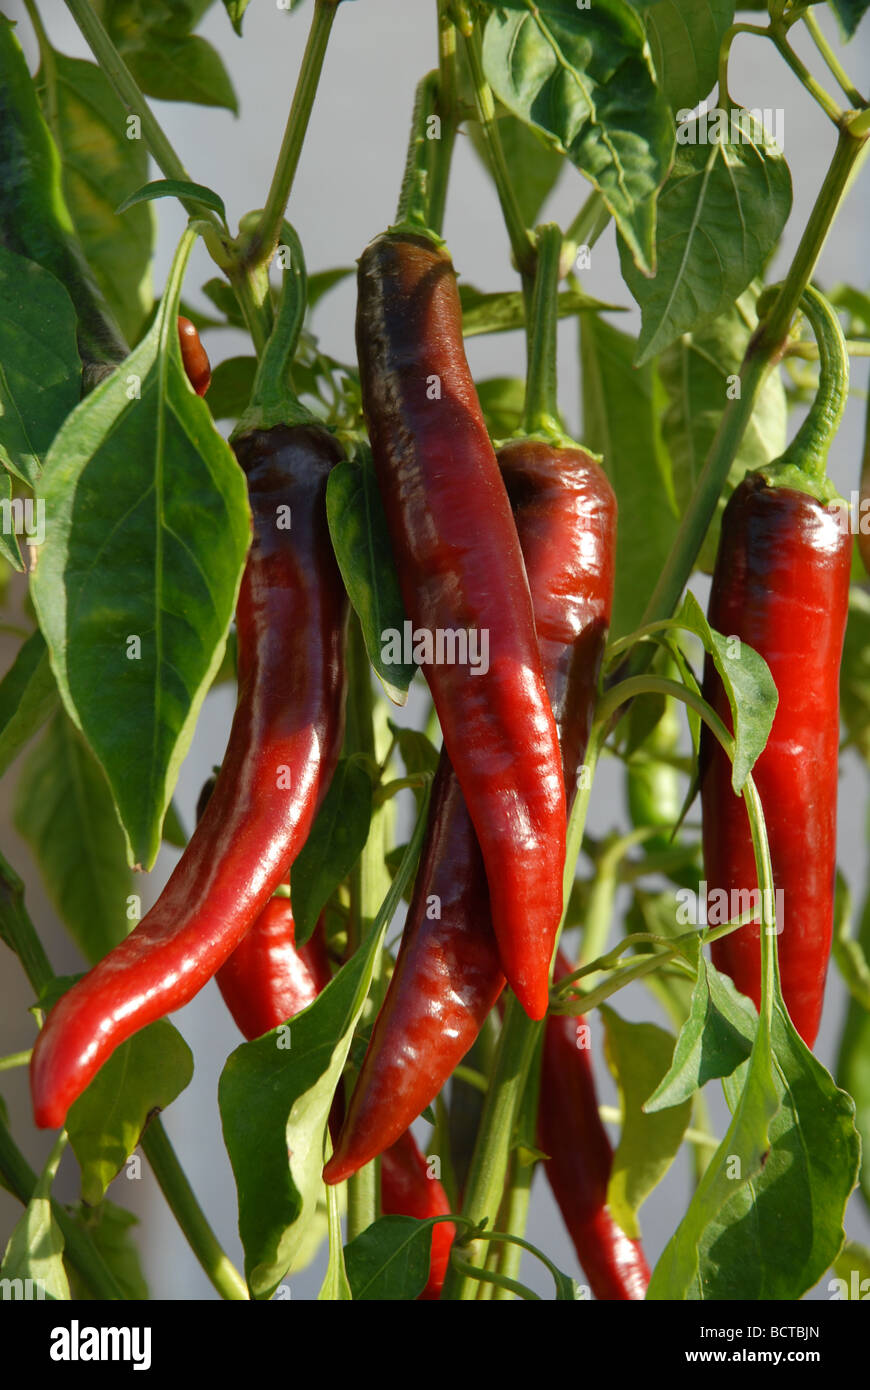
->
[31,229,251,870]
[66,1020,194,1205]
[644,0,736,112]
[620,110,792,363]
[0,1141,70,1301]
[13,710,132,964]
[0,630,58,776]
[344,1215,432,1301]
[290,756,373,947]
[644,956,755,1112]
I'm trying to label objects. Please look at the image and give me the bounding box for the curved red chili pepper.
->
[356,232,566,1019]
[701,475,850,1046]
[538,951,650,1301]
[30,423,348,1129]
[324,442,615,1184]
[177,315,211,396]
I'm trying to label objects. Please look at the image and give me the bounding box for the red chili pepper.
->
[701,477,850,1045]
[30,423,348,1128]
[700,288,851,1047]
[324,442,616,1184]
[379,1129,455,1301]
[538,951,650,1301]
[356,231,566,1020]
[177,315,211,396]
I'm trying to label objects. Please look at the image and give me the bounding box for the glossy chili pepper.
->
[380,1129,455,1301]
[356,230,566,1020]
[178,315,211,397]
[324,441,616,1184]
[30,423,348,1128]
[0,16,127,388]
[701,288,851,1048]
[538,951,650,1300]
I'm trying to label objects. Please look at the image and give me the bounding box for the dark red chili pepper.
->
[700,288,851,1047]
[324,441,616,1184]
[30,423,348,1128]
[356,231,566,1020]
[538,951,650,1301]
[379,1129,455,1301]
[178,315,211,396]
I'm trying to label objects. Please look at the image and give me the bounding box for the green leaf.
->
[0,1141,70,1300]
[658,287,787,570]
[644,0,736,112]
[829,0,870,37]
[125,33,237,111]
[219,796,429,1300]
[222,0,252,34]
[162,797,188,849]
[644,956,755,1112]
[841,586,870,766]
[481,0,673,275]
[0,630,58,776]
[602,1006,693,1237]
[477,377,526,439]
[13,710,132,965]
[838,839,870,1213]
[326,452,414,704]
[202,278,246,327]
[389,723,439,811]
[580,315,677,640]
[67,1201,149,1300]
[318,1183,352,1300]
[459,283,617,338]
[207,355,257,421]
[116,178,226,222]
[36,53,154,344]
[676,590,778,792]
[0,471,24,571]
[344,1215,432,1300]
[290,757,373,947]
[30,230,251,871]
[66,1020,194,1205]
[620,109,792,363]
[0,249,81,488]
[705,1003,860,1299]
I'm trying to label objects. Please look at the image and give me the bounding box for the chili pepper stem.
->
[429,4,459,238]
[523,224,563,438]
[802,9,865,107]
[242,0,340,270]
[140,1120,249,1300]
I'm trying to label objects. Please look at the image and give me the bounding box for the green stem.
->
[788,336,870,359]
[140,1120,249,1300]
[0,1112,126,1299]
[228,263,273,358]
[243,0,340,268]
[523,224,563,436]
[762,283,849,490]
[395,72,441,231]
[492,1032,544,1300]
[802,9,864,106]
[631,126,867,658]
[770,29,843,123]
[0,1049,32,1071]
[234,222,311,428]
[0,851,54,996]
[442,739,601,1299]
[461,24,535,277]
[429,3,459,237]
[451,1255,541,1299]
[717,22,770,106]
[62,0,214,221]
